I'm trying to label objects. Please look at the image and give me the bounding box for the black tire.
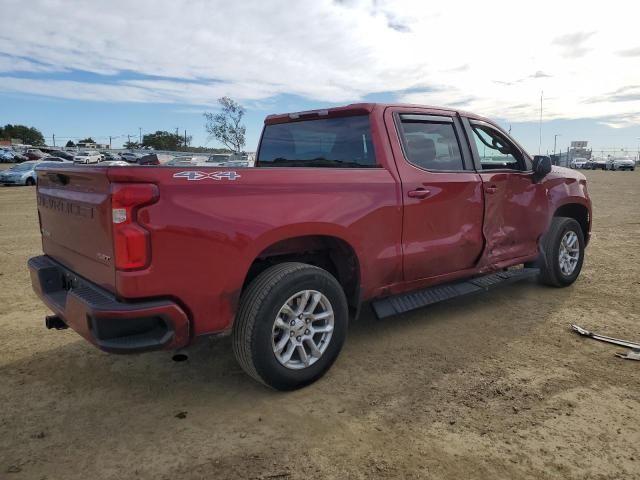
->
[538,217,585,287]
[25,177,35,186]
[233,262,348,390]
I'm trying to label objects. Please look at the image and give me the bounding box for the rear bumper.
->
[28,255,190,353]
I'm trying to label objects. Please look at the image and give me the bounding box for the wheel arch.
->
[553,203,590,245]
[242,234,361,313]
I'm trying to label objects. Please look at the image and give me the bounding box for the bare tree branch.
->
[203,97,246,152]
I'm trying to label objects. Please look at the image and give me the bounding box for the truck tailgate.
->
[36,166,116,292]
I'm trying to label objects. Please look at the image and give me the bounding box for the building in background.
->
[551,141,592,167]
[77,142,109,150]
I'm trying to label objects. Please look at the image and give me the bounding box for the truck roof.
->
[264,103,491,125]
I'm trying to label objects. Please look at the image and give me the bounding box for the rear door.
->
[461,117,548,266]
[385,108,484,281]
[36,166,116,291]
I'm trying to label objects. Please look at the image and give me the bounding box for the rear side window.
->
[257,116,376,167]
[399,117,465,171]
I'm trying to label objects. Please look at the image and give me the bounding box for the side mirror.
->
[532,155,552,180]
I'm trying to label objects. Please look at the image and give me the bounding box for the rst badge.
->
[173,171,241,181]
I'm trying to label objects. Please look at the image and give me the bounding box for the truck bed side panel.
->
[108,166,402,335]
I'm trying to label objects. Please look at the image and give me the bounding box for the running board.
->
[371,268,540,319]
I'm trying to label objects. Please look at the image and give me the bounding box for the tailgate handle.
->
[47,172,70,186]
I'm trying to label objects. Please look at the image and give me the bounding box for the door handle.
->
[408,188,431,199]
[485,185,498,194]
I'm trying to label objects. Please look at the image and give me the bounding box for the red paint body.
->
[30,103,591,353]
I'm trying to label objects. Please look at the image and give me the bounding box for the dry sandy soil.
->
[1,168,639,480]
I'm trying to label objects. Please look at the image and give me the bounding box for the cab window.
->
[398,117,465,171]
[470,123,526,171]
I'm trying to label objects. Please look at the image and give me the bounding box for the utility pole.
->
[52,133,55,147]
[109,136,112,149]
[184,129,187,148]
[538,91,543,154]
[139,127,142,144]
[553,134,560,158]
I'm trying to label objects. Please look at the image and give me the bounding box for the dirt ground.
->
[1,168,639,480]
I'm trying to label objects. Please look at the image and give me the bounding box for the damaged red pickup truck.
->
[29,103,591,390]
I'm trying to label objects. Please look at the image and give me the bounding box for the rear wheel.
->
[538,217,585,287]
[233,262,348,390]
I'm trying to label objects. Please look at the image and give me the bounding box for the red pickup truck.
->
[29,103,591,390]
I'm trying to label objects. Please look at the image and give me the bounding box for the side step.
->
[371,268,540,319]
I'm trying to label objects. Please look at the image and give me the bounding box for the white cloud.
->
[0,55,66,73]
[0,0,638,125]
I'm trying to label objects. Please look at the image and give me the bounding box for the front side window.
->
[257,115,376,167]
[470,123,525,170]
[399,118,465,171]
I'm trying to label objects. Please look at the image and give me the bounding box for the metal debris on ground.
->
[571,324,640,361]
[615,349,640,361]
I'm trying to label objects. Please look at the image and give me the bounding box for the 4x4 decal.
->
[173,171,241,181]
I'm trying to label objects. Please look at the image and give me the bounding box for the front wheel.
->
[25,177,35,186]
[233,262,348,390]
[538,217,585,287]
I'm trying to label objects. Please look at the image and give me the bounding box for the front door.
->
[463,118,549,267]
[385,108,485,281]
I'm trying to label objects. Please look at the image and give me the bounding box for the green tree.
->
[123,141,140,150]
[78,137,95,144]
[142,131,191,151]
[0,124,45,145]
[203,97,246,152]
[65,140,75,148]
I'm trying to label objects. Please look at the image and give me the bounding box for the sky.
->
[1,0,639,155]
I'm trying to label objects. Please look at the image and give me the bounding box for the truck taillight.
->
[111,183,158,270]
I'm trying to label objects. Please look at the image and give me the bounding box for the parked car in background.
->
[73,151,101,164]
[26,148,46,160]
[570,158,588,169]
[0,149,16,163]
[96,160,131,167]
[166,155,200,166]
[100,152,120,162]
[120,152,142,163]
[12,152,29,163]
[206,153,251,167]
[137,153,160,165]
[48,150,75,161]
[206,153,234,164]
[0,160,62,186]
[607,157,635,171]
[43,156,73,163]
[586,157,608,170]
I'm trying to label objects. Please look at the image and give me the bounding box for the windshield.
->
[257,115,376,168]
